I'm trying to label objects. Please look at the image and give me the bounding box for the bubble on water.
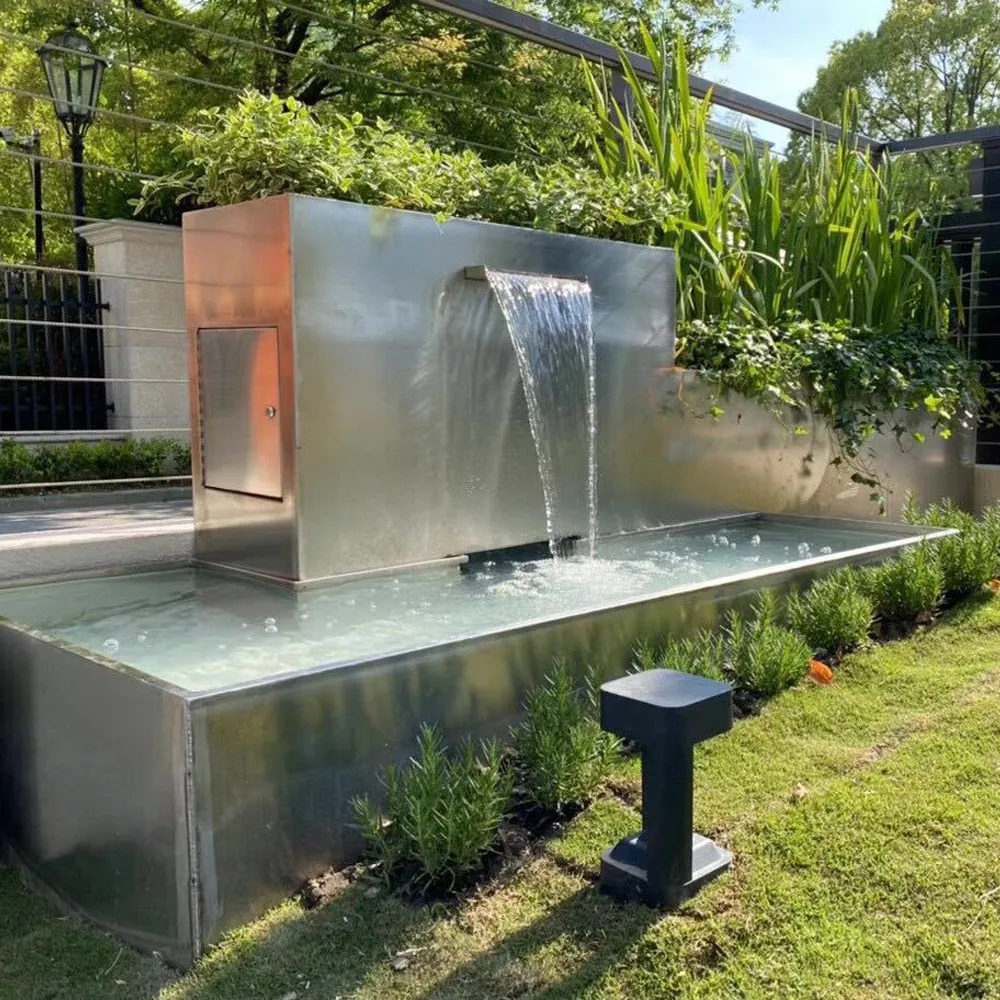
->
[750,534,761,546]
[407,608,420,616]
[298,612,310,621]
[718,535,729,547]
[709,534,717,544]
[136,632,148,643]
[346,598,356,606]
[369,602,378,610]
[392,578,400,586]
[730,542,737,549]
[797,542,811,556]
[240,622,249,629]
[103,638,119,651]
[819,545,833,555]
[264,616,276,626]
[264,624,278,634]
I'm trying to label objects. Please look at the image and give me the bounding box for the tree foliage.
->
[798,0,1000,207]
[0,0,774,263]
[801,0,1000,140]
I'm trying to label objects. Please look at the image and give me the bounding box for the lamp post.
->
[0,128,43,264]
[37,24,106,275]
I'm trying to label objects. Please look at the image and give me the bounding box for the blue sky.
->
[702,0,891,147]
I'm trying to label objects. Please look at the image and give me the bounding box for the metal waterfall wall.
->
[184,194,675,585]
[184,194,973,588]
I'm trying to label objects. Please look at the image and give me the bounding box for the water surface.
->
[0,518,908,693]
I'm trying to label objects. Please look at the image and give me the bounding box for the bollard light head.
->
[601,669,732,747]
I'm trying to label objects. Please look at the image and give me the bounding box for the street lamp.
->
[37,24,106,274]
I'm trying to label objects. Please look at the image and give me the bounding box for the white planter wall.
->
[76,220,190,442]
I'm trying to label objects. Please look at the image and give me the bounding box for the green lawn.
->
[4,597,1000,1000]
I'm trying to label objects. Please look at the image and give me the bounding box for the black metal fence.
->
[0,266,108,433]
[876,126,1000,464]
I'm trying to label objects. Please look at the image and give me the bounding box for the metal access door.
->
[198,327,283,499]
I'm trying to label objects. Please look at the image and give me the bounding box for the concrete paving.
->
[0,498,193,587]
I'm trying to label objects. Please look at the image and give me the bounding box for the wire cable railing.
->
[2,0,1000,482]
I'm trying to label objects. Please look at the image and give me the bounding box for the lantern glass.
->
[38,27,106,131]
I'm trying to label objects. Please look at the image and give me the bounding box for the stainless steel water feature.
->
[183,194,675,585]
[0,197,962,967]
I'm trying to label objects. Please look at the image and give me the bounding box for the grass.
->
[4,596,1000,999]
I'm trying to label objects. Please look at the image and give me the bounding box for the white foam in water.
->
[0,520,907,693]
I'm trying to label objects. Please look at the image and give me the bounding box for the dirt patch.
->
[956,669,1000,705]
[846,715,932,772]
[299,868,353,908]
[605,775,641,806]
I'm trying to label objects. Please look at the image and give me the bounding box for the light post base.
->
[600,831,732,907]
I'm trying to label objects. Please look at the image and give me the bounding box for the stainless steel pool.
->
[0,513,948,965]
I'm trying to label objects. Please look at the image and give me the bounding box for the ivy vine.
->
[678,317,984,509]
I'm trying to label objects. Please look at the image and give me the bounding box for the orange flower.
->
[808,659,834,685]
[989,579,1000,593]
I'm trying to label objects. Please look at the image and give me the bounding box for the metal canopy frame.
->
[413,0,864,144]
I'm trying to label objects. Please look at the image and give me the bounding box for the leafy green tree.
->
[0,0,778,262]
[801,0,1000,139]
[798,0,1000,208]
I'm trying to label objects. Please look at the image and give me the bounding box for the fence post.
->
[75,220,189,443]
[974,140,1000,466]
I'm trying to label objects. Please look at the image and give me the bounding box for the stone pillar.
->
[76,220,189,441]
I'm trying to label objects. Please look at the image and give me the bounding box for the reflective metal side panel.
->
[185,522,937,944]
[199,327,283,500]
[184,197,298,581]
[0,625,193,965]
[288,196,675,581]
[656,375,974,521]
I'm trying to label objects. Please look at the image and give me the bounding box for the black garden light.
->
[38,24,106,273]
[599,669,733,906]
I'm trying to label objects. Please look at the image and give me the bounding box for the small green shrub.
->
[352,724,512,891]
[632,632,726,681]
[512,661,620,814]
[727,593,813,698]
[137,92,685,248]
[0,438,191,487]
[865,544,945,622]
[904,496,999,597]
[787,569,874,655]
[982,502,1000,577]
[635,593,810,698]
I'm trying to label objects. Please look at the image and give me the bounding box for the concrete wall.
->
[76,220,189,442]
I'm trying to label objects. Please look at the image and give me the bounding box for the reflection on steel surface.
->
[198,327,283,499]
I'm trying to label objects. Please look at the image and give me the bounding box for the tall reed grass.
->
[584,26,957,335]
